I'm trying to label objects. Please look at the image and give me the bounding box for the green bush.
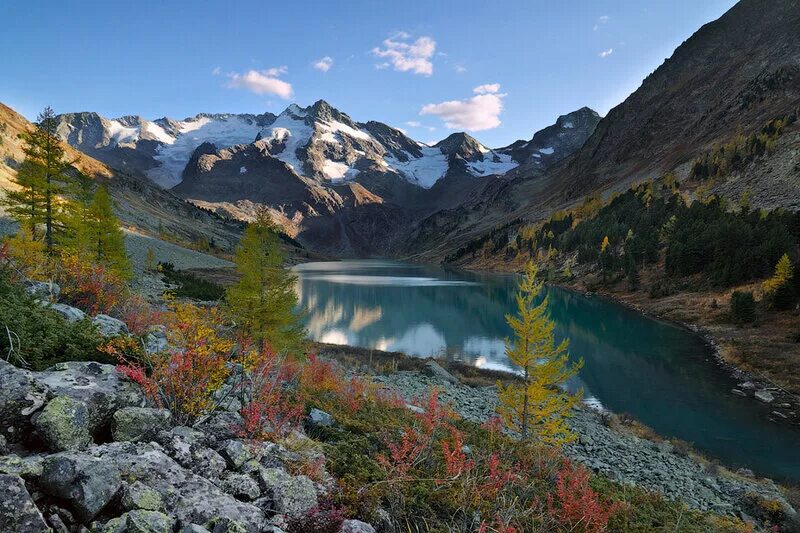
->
[0,275,107,370]
[731,291,757,324]
[159,262,225,301]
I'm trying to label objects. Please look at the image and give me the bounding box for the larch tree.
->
[226,209,304,355]
[87,185,132,280]
[763,253,793,295]
[497,262,583,446]
[2,107,70,249]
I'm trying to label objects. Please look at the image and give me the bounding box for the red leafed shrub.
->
[338,376,369,414]
[478,515,519,533]
[547,460,623,533]
[285,498,345,533]
[441,427,474,479]
[58,253,126,315]
[298,354,342,400]
[116,294,163,336]
[235,345,303,440]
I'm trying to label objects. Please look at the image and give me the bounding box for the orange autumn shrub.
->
[547,460,624,533]
[117,300,234,425]
[57,253,126,315]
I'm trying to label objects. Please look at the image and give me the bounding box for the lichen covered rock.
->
[112,407,172,442]
[39,452,122,521]
[33,395,92,451]
[0,473,50,532]
[256,467,317,519]
[0,359,51,442]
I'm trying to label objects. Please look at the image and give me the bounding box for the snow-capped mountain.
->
[55,101,600,256]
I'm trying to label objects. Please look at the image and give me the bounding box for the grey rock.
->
[342,519,377,533]
[256,468,317,518]
[0,473,50,532]
[112,407,172,442]
[181,525,212,533]
[143,326,168,354]
[205,516,248,533]
[40,452,122,521]
[0,359,51,442]
[92,314,130,337]
[198,412,243,442]
[32,395,92,451]
[156,427,226,480]
[34,362,145,436]
[307,408,334,428]
[97,510,175,533]
[755,390,775,403]
[0,454,44,478]
[422,360,459,385]
[731,388,746,397]
[43,302,86,322]
[218,440,252,470]
[86,442,265,532]
[120,481,164,511]
[24,279,60,300]
[219,473,261,501]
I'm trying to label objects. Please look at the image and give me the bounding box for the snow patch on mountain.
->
[106,120,139,145]
[385,147,450,188]
[148,116,265,188]
[466,152,517,176]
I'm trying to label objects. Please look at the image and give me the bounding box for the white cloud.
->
[594,15,609,31]
[420,84,506,131]
[226,67,293,99]
[405,121,421,127]
[211,66,221,76]
[599,48,614,58]
[473,83,501,95]
[372,33,436,76]
[455,64,467,73]
[312,56,333,72]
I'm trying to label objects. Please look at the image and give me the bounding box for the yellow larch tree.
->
[497,262,584,446]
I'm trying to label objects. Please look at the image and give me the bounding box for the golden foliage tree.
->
[763,253,793,295]
[497,262,583,445]
[226,209,304,355]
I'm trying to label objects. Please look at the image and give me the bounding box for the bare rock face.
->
[0,474,50,532]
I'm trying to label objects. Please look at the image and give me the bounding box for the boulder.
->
[755,390,775,403]
[92,314,130,337]
[422,360,460,385]
[86,442,266,532]
[32,395,92,451]
[112,407,172,442]
[218,439,252,470]
[219,473,261,501]
[120,481,164,511]
[144,326,169,355]
[39,452,122,521]
[96,510,175,533]
[181,525,212,533]
[24,279,60,300]
[342,519,377,533]
[256,468,317,519]
[43,302,86,322]
[34,362,145,436]
[204,516,249,533]
[307,408,334,428]
[156,427,227,480]
[0,359,51,442]
[0,454,44,478]
[0,473,50,532]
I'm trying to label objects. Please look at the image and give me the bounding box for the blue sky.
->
[0,0,737,147]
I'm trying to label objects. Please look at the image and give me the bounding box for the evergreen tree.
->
[226,209,304,355]
[62,170,96,253]
[497,262,583,445]
[2,107,71,248]
[87,185,131,279]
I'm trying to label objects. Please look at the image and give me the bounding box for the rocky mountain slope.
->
[54,101,599,256]
[404,0,800,262]
[0,103,244,253]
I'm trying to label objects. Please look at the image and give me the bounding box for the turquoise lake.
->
[294,260,800,483]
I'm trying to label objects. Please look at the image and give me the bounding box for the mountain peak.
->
[435,132,488,161]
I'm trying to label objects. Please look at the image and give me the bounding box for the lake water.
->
[294,260,800,483]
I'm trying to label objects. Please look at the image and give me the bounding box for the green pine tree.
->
[226,209,304,355]
[1,107,70,248]
[88,185,131,279]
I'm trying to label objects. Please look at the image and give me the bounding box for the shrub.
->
[0,273,105,370]
[285,498,345,533]
[58,253,127,315]
[547,460,623,533]
[730,291,757,324]
[117,300,234,424]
